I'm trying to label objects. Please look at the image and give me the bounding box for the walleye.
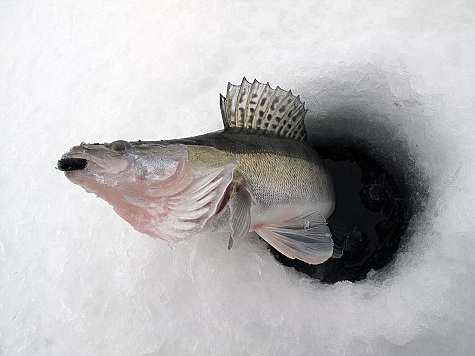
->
[58,79,343,264]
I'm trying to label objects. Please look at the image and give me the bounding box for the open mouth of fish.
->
[57,143,116,172]
[57,158,88,171]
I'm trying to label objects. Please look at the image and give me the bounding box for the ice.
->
[1,0,474,354]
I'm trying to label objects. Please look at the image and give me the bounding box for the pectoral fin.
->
[255,212,333,265]
[227,187,252,250]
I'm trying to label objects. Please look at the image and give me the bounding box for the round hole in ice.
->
[267,81,432,282]
[271,142,426,282]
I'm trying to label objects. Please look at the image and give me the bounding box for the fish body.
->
[174,130,335,230]
[59,79,340,264]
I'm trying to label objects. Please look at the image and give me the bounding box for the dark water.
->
[270,142,416,283]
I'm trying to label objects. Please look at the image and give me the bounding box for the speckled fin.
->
[220,78,308,141]
[254,212,333,265]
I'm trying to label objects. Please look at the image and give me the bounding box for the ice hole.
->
[269,77,433,282]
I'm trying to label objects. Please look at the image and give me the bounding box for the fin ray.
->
[221,78,307,141]
[228,187,252,250]
[255,212,333,265]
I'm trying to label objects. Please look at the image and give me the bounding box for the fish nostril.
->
[57,158,88,171]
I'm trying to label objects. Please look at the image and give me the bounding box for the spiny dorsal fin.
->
[220,78,308,141]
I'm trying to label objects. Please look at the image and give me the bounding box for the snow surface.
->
[1,0,474,354]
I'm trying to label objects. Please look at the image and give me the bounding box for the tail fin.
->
[328,218,365,258]
[327,217,347,258]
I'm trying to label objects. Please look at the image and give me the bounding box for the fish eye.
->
[110,140,131,152]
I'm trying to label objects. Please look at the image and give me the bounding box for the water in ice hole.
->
[270,130,427,283]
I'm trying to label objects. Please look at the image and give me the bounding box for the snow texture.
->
[1,1,474,354]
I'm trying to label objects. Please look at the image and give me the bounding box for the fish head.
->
[58,140,236,242]
[58,140,187,182]
[58,140,189,198]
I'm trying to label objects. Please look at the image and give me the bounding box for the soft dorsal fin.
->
[220,78,308,141]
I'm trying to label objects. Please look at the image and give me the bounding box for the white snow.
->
[1,0,474,354]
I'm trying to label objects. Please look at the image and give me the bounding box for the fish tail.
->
[327,217,348,258]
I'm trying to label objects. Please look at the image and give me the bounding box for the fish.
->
[58,78,344,265]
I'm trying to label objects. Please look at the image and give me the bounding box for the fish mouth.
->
[58,143,109,171]
[57,158,88,171]
[58,145,105,172]
[58,144,128,174]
